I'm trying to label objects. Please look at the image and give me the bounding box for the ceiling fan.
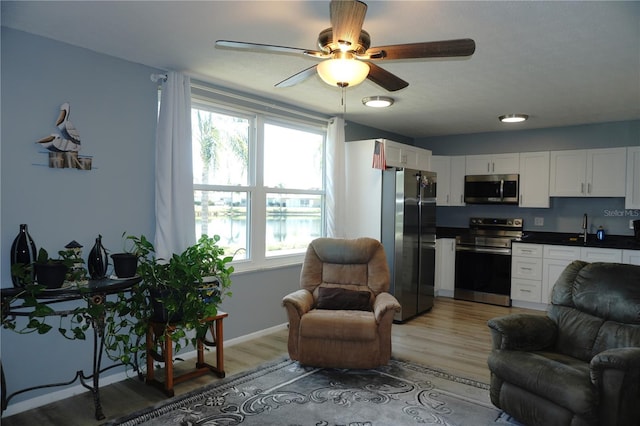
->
[215,0,475,92]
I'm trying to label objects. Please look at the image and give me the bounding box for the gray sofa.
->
[487,260,640,426]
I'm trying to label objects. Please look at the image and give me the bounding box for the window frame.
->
[190,95,327,273]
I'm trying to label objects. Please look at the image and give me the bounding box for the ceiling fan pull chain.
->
[341,85,347,118]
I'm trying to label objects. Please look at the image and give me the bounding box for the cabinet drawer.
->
[580,247,622,263]
[512,257,542,280]
[512,243,542,258]
[511,278,542,303]
[543,245,581,260]
[623,250,640,266]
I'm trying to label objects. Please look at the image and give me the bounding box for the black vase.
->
[10,224,37,287]
[88,235,109,279]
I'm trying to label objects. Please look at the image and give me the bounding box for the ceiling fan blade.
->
[216,40,324,57]
[330,0,367,48]
[366,39,476,60]
[275,65,319,88]
[366,63,408,92]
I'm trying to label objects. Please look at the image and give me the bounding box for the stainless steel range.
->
[454,217,523,306]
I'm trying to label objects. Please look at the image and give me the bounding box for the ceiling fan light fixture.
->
[317,58,370,88]
[499,114,529,123]
[362,96,394,108]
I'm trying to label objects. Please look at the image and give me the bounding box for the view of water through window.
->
[192,105,325,262]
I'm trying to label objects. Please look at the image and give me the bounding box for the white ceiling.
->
[2,1,639,138]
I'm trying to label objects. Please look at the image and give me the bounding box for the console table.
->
[1,277,141,420]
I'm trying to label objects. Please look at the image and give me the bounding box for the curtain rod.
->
[150,73,330,124]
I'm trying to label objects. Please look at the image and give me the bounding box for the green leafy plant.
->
[104,234,234,366]
[5,248,98,338]
[4,236,234,373]
[58,247,89,283]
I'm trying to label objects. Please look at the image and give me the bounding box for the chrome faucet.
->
[582,213,588,243]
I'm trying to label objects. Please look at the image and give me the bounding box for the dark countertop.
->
[517,232,640,250]
[436,227,467,239]
[436,227,640,250]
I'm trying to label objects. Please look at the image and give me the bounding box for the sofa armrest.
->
[487,314,556,351]
[591,347,640,381]
[372,292,401,323]
[282,289,314,318]
[590,347,640,426]
[282,289,314,362]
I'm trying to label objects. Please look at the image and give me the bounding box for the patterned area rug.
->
[107,358,520,426]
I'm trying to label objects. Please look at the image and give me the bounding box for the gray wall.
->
[345,121,413,144]
[416,122,640,235]
[0,28,299,406]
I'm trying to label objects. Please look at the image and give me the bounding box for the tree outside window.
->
[192,103,325,266]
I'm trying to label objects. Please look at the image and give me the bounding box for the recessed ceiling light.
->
[362,96,394,108]
[499,114,529,123]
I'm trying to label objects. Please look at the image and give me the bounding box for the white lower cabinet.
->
[580,247,622,263]
[541,246,581,304]
[435,238,456,297]
[511,278,543,303]
[511,243,543,304]
[623,250,640,266]
[512,244,634,310]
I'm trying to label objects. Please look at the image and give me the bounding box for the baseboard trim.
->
[2,323,289,417]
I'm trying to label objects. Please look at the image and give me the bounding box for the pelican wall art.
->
[36,102,93,170]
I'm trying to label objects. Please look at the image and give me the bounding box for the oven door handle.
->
[455,245,512,255]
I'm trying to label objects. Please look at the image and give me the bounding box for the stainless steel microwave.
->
[464,174,519,204]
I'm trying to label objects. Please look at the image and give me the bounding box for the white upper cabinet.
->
[549,150,587,196]
[519,151,550,208]
[384,140,431,171]
[431,155,465,206]
[431,156,450,205]
[588,147,627,196]
[549,147,626,197]
[626,146,640,209]
[465,153,519,175]
[450,156,466,206]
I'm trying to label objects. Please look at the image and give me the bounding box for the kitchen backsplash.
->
[436,197,637,236]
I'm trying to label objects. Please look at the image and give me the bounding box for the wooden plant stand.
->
[145,311,228,397]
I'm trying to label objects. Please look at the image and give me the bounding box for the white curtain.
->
[154,72,196,260]
[326,116,347,238]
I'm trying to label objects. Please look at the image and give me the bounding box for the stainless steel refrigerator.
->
[380,168,437,322]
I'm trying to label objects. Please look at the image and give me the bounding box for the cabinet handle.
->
[581,183,585,194]
[492,163,495,172]
[587,183,591,194]
[460,194,464,203]
[520,289,532,293]
[521,267,532,271]
[446,194,449,203]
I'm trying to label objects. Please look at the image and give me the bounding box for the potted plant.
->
[32,248,70,289]
[104,234,234,366]
[6,247,92,336]
[110,233,138,278]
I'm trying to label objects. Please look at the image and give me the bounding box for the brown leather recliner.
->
[282,237,401,369]
[487,260,640,426]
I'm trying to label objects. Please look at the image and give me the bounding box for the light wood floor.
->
[2,298,540,425]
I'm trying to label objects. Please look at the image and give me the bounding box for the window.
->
[191,98,326,270]
[263,123,324,257]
